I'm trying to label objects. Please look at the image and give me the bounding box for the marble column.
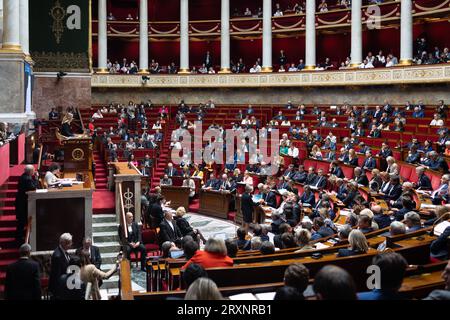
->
[19,0,30,57]
[139,0,149,73]
[304,0,316,70]
[179,0,190,73]
[219,0,230,73]
[400,0,413,65]
[261,0,272,72]
[2,0,21,50]
[97,0,108,73]
[350,0,362,68]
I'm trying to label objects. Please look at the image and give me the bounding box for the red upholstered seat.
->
[399,165,413,182]
[303,159,316,170]
[316,161,329,173]
[430,174,442,191]
[341,166,354,179]
[142,229,160,253]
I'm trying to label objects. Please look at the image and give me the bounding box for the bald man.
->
[15,165,39,243]
[119,212,147,271]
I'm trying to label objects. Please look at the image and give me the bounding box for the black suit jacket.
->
[241,192,255,222]
[165,168,179,177]
[356,175,369,187]
[158,219,182,245]
[417,174,432,190]
[75,245,102,269]
[5,258,41,300]
[150,203,164,226]
[49,246,70,295]
[385,184,403,201]
[263,191,277,208]
[119,222,142,246]
[15,173,39,218]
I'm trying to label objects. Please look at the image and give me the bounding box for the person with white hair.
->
[119,212,147,271]
[14,165,39,243]
[49,233,73,298]
[414,166,432,190]
[337,230,369,257]
[404,212,423,232]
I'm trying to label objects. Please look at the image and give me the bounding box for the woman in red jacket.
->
[182,238,233,270]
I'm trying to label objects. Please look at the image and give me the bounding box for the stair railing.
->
[25,216,32,245]
[117,182,128,239]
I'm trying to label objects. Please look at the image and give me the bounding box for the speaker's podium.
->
[27,137,95,252]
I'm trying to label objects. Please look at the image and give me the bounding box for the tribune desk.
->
[199,189,232,220]
[27,172,94,252]
[161,186,190,211]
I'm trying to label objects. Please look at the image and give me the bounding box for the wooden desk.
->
[199,189,232,219]
[27,171,94,252]
[161,186,190,211]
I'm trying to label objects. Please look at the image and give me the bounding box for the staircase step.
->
[92,222,119,232]
[92,214,117,223]
[0,227,16,237]
[0,215,17,228]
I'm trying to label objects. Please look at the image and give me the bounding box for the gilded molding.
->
[91,65,450,89]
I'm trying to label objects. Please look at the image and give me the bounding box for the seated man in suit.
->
[362,151,376,172]
[426,151,449,172]
[382,175,403,202]
[292,165,307,183]
[354,167,369,187]
[119,212,147,271]
[141,154,153,177]
[75,237,102,269]
[431,174,449,205]
[413,166,432,190]
[164,162,179,177]
[283,164,296,179]
[5,244,41,300]
[217,174,232,191]
[159,211,183,247]
[300,185,315,207]
[305,167,317,186]
[329,161,344,179]
[203,173,219,190]
[312,169,327,189]
[260,184,277,208]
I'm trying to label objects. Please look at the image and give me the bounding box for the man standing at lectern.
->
[14,165,39,244]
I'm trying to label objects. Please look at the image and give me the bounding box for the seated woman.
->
[127,154,138,168]
[337,229,369,257]
[79,252,118,300]
[44,163,61,188]
[242,170,254,187]
[152,120,162,130]
[181,238,233,270]
[174,207,205,242]
[295,229,315,252]
[280,140,289,155]
[61,113,75,137]
[345,149,359,166]
[310,144,323,160]
[182,175,196,199]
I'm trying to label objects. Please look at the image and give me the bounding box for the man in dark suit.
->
[354,167,369,186]
[292,166,307,183]
[15,165,39,243]
[75,237,102,269]
[159,211,183,246]
[49,233,73,298]
[164,163,179,177]
[300,186,316,207]
[384,175,403,202]
[283,164,296,179]
[203,173,219,190]
[204,51,213,69]
[362,151,376,172]
[119,212,147,271]
[261,185,277,208]
[150,195,165,227]
[305,167,317,186]
[312,169,327,189]
[414,166,432,190]
[330,161,344,179]
[241,185,256,229]
[5,244,41,300]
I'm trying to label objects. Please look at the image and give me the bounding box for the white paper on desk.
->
[255,292,276,300]
[434,221,450,237]
[268,232,275,243]
[339,210,352,216]
[416,190,431,195]
[421,203,437,209]
[36,189,48,193]
[228,293,257,300]
[277,189,288,196]
[314,242,330,249]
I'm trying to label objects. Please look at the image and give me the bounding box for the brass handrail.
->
[118,182,128,239]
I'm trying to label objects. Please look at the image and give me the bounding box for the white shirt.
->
[288,147,299,158]
[165,219,174,231]
[430,119,444,126]
[44,171,58,186]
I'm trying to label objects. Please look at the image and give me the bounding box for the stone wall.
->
[0,53,26,120]
[92,83,450,106]
[32,73,92,118]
